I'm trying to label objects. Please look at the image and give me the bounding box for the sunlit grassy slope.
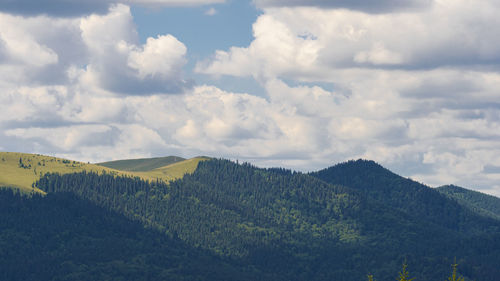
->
[97,156,186,172]
[0,152,123,194]
[131,157,210,181]
[0,152,208,194]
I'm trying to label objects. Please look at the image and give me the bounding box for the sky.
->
[1,0,500,196]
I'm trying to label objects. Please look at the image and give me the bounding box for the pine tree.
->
[398,262,415,281]
[448,259,465,281]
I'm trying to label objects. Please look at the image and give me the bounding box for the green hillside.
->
[97,156,186,171]
[0,152,207,194]
[437,185,500,220]
[309,159,500,234]
[0,189,266,281]
[34,159,500,281]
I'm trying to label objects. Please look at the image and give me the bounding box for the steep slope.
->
[97,156,186,171]
[437,185,500,220]
[35,159,500,281]
[0,189,267,281]
[310,159,499,234]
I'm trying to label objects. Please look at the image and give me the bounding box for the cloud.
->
[79,4,190,95]
[0,12,87,86]
[253,0,433,13]
[0,4,189,95]
[196,13,323,80]
[128,35,187,80]
[2,0,500,197]
[194,0,500,196]
[198,1,500,80]
[0,0,225,17]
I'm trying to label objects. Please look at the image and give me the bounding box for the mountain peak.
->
[310,159,397,188]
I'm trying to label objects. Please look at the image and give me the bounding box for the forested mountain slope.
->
[437,185,500,220]
[34,159,500,281]
[0,189,266,281]
[309,159,500,234]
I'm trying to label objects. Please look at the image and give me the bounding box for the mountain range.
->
[1,152,500,281]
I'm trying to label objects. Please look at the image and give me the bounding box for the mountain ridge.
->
[0,152,207,194]
[310,159,500,235]
[437,184,500,220]
[32,158,500,280]
[97,155,186,171]
[2,153,500,280]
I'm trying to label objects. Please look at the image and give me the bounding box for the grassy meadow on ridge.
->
[0,151,208,194]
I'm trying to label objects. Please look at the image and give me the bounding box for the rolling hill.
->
[97,156,186,171]
[0,152,208,194]
[0,152,121,194]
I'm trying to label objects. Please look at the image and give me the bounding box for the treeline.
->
[33,159,500,281]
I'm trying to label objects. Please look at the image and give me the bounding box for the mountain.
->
[2,153,500,280]
[33,158,500,281]
[309,159,499,235]
[0,188,267,281]
[437,185,500,220]
[97,156,186,171]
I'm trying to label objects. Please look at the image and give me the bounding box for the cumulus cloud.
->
[0,3,197,161]
[0,0,225,17]
[253,0,433,13]
[0,12,88,87]
[79,4,190,95]
[128,35,187,80]
[2,0,500,197]
[0,4,189,94]
[194,0,500,196]
[199,1,500,79]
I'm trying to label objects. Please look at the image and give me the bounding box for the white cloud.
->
[199,1,500,79]
[2,0,500,197]
[354,42,404,65]
[194,0,500,196]
[79,4,189,94]
[128,35,187,80]
[196,13,322,80]
[0,12,84,86]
